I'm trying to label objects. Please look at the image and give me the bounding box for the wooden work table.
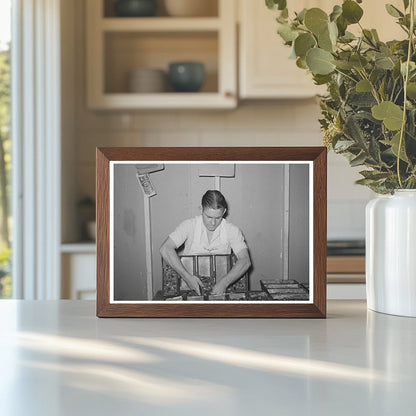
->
[0,300,415,415]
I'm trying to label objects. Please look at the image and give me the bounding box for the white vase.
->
[366,190,416,317]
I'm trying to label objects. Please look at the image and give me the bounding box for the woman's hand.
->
[185,275,204,295]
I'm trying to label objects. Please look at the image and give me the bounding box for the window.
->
[0,0,11,298]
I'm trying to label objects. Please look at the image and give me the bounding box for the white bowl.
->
[164,0,217,17]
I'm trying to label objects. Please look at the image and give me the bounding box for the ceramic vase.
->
[366,190,416,317]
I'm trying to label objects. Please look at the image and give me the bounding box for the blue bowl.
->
[168,62,205,92]
[114,0,157,17]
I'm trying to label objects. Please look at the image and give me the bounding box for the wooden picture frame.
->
[96,147,327,318]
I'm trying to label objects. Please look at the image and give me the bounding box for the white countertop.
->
[0,300,415,415]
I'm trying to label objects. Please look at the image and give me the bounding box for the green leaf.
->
[355,178,383,187]
[328,21,338,44]
[344,114,367,147]
[306,48,336,75]
[350,54,368,70]
[369,136,382,164]
[356,79,372,92]
[277,23,299,43]
[304,8,329,35]
[383,132,409,162]
[403,0,410,10]
[342,0,364,24]
[334,139,355,151]
[375,55,395,70]
[348,92,377,107]
[393,60,402,79]
[372,101,404,131]
[401,61,416,77]
[296,57,308,69]
[385,4,404,18]
[330,5,343,22]
[294,33,316,58]
[339,31,356,43]
[276,14,288,24]
[336,15,348,36]
[333,60,353,70]
[296,8,307,23]
[313,74,332,85]
[378,77,386,100]
[318,27,334,52]
[371,29,380,43]
[407,82,416,99]
[350,152,368,167]
[266,0,287,11]
[360,170,391,181]
[363,29,376,46]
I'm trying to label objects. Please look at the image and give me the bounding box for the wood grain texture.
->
[96,147,327,318]
[313,148,327,318]
[96,148,110,317]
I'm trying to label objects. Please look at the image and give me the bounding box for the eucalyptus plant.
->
[266,0,416,193]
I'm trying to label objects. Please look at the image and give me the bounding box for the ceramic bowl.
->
[128,68,167,93]
[114,0,158,17]
[168,61,205,92]
[164,0,217,17]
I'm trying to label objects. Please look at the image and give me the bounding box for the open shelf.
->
[86,0,236,109]
[101,17,221,31]
[104,31,218,94]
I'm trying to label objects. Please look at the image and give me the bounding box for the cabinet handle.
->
[224,91,234,99]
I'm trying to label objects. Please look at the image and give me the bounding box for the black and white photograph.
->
[110,161,313,303]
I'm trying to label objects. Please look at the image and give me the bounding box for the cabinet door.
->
[239,0,326,99]
[239,0,404,99]
[62,253,96,300]
[357,0,404,41]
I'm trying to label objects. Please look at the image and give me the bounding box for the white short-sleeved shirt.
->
[169,215,247,257]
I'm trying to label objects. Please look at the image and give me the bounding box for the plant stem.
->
[334,68,358,84]
[358,69,381,104]
[397,0,415,188]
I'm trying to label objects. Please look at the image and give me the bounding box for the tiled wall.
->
[74,100,325,198]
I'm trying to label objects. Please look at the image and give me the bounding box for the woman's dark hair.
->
[201,190,228,211]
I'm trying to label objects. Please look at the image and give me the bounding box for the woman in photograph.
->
[160,190,251,295]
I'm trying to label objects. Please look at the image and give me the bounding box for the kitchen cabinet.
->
[238,0,404,99]
[86,0,237,109]
[238,0,325,99]
[61,245,96,300]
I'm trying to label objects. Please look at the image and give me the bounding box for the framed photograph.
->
[96,147,327,318]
